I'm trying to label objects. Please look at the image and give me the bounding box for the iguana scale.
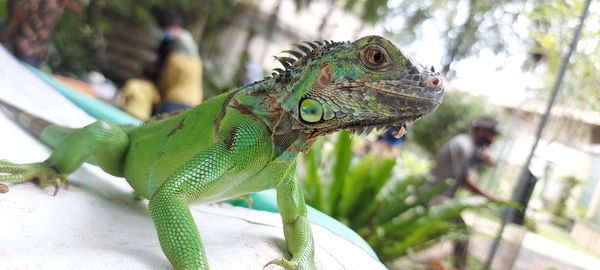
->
[0,36,444,270]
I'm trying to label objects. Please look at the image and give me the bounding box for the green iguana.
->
[0,36,443,270]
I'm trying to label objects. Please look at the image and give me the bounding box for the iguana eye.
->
[299,99,323,123]
[361,45,390,69]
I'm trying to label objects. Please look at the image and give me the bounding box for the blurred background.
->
[0,0,599,269]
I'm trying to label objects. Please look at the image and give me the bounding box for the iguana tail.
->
[0,100,75,149]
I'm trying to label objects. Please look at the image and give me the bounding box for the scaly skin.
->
[0,36,444,269]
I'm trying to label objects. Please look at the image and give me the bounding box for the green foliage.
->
[551,175,581,227]
[410,91,490,155]
[328,131,353,214]
[44,0,238,79]
[306,0,390,26]
[300,133,497,261]
[383,0,524,73]
[527,0,600,112]
[380,0,599,111]
[374,196,489,261]
[303,138,325,210]
[0,0,7,25]
[342,0,389,25]
[49,9,102,77]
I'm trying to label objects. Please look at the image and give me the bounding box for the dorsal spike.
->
[283,50,303,59]
[284,56,297,64]
[304,41,318,50]
[324,40,331,45]
[293,43,311,54]
[274,56,296,69]
[314,40,324,46]
[280,61,292,69]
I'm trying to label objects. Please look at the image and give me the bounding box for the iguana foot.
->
[264,257,315,270]
[0,160,68,196]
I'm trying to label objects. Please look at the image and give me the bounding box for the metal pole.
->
[482,0,593,268]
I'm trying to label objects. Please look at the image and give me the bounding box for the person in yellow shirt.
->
[121,9,203,119]
[120,78,161,120]
[152,9,203,113]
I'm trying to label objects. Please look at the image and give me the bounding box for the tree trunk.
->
[442,0,477,76]
[3,0,66,66]
[318,1,336,40]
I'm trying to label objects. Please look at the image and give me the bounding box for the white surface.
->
[0,47,386,269]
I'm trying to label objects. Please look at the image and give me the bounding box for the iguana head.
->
[240,35,443,142]
[268,35,444,138]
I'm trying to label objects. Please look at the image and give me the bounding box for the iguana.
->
[0,36,443,270]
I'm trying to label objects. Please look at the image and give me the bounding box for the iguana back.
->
[123,93,231,198]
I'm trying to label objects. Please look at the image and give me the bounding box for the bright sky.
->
[384,0,600,107]
[381,5,542,106]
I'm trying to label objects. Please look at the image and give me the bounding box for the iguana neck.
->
[230,81,312,155]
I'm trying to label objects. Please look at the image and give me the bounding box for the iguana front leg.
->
[148,142,232,270]
[267,165,316,270]
[148,116,275,270]
[149,187,207,269]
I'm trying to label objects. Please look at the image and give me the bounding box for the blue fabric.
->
[378,127,408,146]
[158,100,193,114]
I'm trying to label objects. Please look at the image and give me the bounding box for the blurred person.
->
[119,78,160,120]
[428,116,502,270]
[150,9,203,114]
[120,9,203,119]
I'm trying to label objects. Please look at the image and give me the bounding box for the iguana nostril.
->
[426,76,441,88]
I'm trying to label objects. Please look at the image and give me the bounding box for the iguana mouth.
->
[342,114,423,138]
[369,75,443,101]
[335,73,444,107]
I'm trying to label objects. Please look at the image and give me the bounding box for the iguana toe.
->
[0,183,8,193]
[0,161,68,195]
[264,257,296,269]
[264,257,315,270]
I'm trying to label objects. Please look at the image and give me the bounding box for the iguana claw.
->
[0,160,68,195]
[264,257,314,270]
[264,257,297,269]
[0,183,8,193]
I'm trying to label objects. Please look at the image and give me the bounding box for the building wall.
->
[491,106,600,226]
[579,156,600,222]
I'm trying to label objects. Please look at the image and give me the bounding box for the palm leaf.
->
[328,131,352,215]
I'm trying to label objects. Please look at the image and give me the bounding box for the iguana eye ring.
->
[360,45,390,69]
[299,98,323,123]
